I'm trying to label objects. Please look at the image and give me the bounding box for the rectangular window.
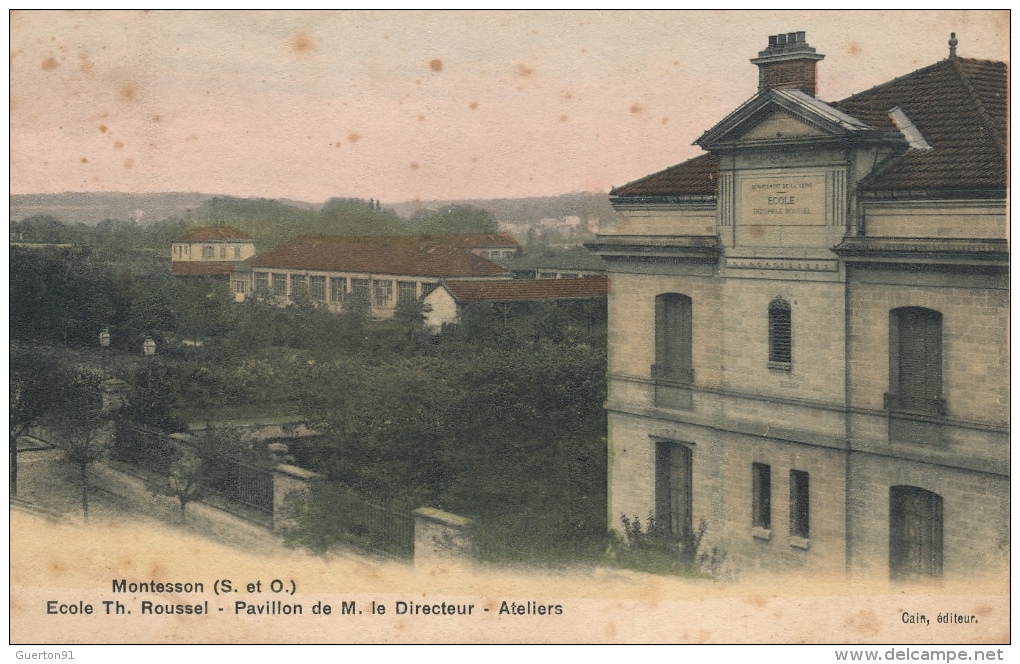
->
[768,299,792,367]
[888,307,944,415]
[309,276,327,301]
[790,470,809,539]
[655,442,693,538]
[352,278,370,300]
[231,278,248,294]
[373,280,393,307]
[752,463,772,532]
[397,281,417,303]
[219,246,227,259]
[254,272,269,292]
[202,245,215,259]
[654,293,693,384]
[233,246,242,259]
[271,272,288,296]
[330,276,347,302]
[291,274,308,295]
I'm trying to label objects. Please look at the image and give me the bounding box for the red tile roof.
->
[610,153,719,198]
[440,276,609,303]
[247,236,511,278]
[833,57,1006,193]
[171,261,239,277]
[611,57,1006,199]
[177,226,252,242]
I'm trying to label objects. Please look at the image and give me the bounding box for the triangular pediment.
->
[696,88,875,150]
[738,109,827,141]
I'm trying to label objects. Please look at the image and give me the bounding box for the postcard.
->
[9,10,1010,651]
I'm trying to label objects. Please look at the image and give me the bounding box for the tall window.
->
[752,463,772,532]
[654,293,693,384]
[768,298,792,368]
[309,276,327,301]
[373,280,393,307]
[888,307,943,415]
[219,246,227,259]
[254,272,269,293]
[202,245,215,259]
[789,470,809,539]
[655,442,693,538]
[271,272,288,296]
[330,277,347,302]
[890,486,943,580]
[290,274,308,296]
[233,246,242,259]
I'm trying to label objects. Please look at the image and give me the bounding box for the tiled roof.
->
[247,236,511,278]
[610,153,719,198]
[440,276,609,303]
[611,57,1005,199]
[833,57,1006,193]
[177,226,252,242]
[171,261,239,277]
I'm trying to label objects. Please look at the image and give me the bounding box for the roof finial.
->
[948,32,958,58]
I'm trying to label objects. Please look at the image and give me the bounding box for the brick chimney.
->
[750,31,825,96]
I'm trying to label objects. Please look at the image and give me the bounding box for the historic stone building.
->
[172,226,256,277]
[590,32,1007,580]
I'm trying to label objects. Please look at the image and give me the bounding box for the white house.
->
[172,226,256,277]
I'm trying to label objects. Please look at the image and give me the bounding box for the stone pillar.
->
[273,464,321,532]
[411,507,474,565]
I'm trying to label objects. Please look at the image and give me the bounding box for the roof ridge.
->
[949,57,1007,156]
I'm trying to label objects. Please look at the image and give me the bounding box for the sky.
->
[9,10,1009,205]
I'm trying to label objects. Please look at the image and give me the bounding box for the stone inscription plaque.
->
[740,174,826,225]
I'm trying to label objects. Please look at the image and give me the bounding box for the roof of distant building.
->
[171,261,240,277]
[437,276,609,304]
[610,56,1006,198]
[247,235,511,278]
[176,226,253,242]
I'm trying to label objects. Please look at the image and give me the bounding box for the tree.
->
[46,373,111,521]
[151,444,205,523]
[412,205,498,235]
[9,347,64,495]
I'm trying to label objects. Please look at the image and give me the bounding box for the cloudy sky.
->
[10,10,1008,204]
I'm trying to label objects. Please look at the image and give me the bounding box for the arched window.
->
[768,298,792,368]
[890,486,943,580]
[654,293,693,384]
[887,307,944,415]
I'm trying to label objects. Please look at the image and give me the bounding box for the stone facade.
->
[591,33,1007,581]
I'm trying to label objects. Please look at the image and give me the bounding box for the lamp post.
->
[142,337,156,357]
[99,329,111,348]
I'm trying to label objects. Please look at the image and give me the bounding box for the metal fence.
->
[315,482,416,559]
[115,422,274,518]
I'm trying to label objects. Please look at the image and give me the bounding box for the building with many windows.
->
[232,234,512,319]
[172,226,256,277]
[590,32,1007,580]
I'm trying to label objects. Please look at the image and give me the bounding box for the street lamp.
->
[142,337,157,357]
[99,329,111,348]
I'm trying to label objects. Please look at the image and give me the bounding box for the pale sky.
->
[9,10,1009,204]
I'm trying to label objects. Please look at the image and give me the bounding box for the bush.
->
[607,515,725,579]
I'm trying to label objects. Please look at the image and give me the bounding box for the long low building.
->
[231,234,514,319]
